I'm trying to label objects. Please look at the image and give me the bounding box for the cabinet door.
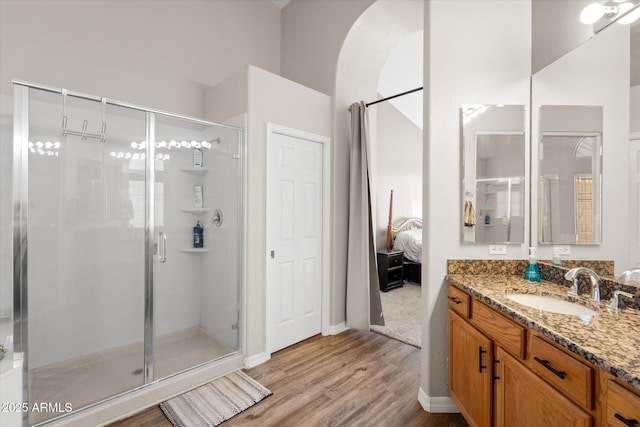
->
[494,347,591,427]
[605,380,640,427]
[448,310,493,427]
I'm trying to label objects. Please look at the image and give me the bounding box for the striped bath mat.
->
[160,370,271,427]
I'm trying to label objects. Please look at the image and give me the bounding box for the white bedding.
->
[393,228,422,263]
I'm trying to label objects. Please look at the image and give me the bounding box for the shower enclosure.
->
[12,82,244,425]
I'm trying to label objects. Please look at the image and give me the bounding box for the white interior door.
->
[267,129,323,353]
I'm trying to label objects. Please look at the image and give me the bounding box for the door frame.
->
[265,123,330,357]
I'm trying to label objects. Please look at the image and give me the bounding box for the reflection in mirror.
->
[532,4,639,272]
[538,106,603,245]
[461,105,525,244]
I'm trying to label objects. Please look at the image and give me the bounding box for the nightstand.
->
[377,250,404,292]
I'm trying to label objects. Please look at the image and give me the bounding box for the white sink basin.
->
[506,294,598,317]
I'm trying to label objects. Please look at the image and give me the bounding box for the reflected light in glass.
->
[618,4,640,23]
[580,3,605,24]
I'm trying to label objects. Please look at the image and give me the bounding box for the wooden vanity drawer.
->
[471,300,525,359]
[448,285,470,319]
[606,380,640,427]
[529,335,593,410]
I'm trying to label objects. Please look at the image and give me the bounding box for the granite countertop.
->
[447,274,640,391]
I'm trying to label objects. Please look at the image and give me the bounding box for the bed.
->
[385,190,422,284]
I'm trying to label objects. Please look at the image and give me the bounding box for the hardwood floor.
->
[109,330,468,427]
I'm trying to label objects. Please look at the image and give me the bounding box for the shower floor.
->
[28,327,234,425]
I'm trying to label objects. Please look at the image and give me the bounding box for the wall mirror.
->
[461,105,526,244]
[538,105,603,245]
[531,12,638,271]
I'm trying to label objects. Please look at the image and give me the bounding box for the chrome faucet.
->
[564,267,601,303]
[607,290,634,310]
[618,268,640,284]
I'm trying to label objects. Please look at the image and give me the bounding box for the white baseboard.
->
[417,387,460,413]
[244,352,270,369]
[323,322,349,336]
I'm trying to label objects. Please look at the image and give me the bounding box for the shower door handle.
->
[158,232,167,263]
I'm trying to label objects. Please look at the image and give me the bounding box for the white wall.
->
[632,86,640,134]
[204,65,332,361]
[532,0,594,73]
[0,0,281,118]
[375,100,422,249]
[422,0,532,406]
[532,24,630,273]
[281,0,375,96]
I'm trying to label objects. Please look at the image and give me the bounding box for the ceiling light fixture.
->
[580,3,620,24]
[580,1,640,25]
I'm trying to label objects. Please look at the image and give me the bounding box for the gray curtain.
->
[346,101,384,329]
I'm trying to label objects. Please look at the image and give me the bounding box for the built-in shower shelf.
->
[179,248,210,254]
[180,167,209,176]
[180,207,210,215]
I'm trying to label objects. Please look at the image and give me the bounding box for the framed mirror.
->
[538,105,603,245]
[461,105,526,244]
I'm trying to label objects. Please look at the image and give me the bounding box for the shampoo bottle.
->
[524,247,541,282]
[193,220,203,248]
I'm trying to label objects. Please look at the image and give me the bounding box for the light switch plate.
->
[489,245,507,255]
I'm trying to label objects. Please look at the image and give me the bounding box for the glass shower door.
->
[15,82,243,425]
[20,87,147,425]
[151,113,241,380]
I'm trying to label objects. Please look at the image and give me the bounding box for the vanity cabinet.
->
[448,310,493,427]
[448,282,598,427]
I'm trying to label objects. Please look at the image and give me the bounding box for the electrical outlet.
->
[553,245,571,256]
[489,245,507,255]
